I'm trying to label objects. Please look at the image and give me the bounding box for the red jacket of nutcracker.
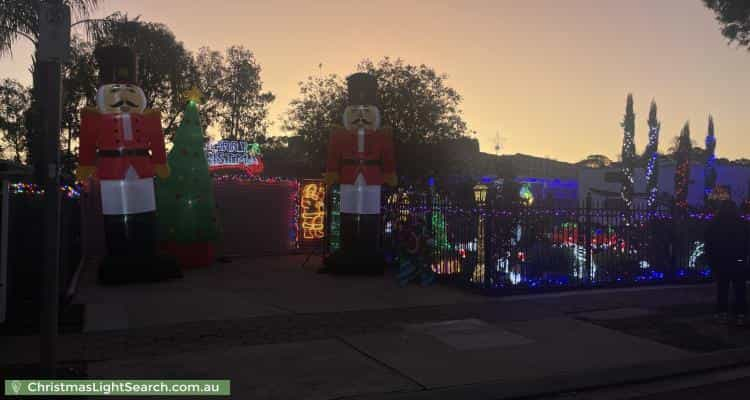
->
[79,107,168,180]
[326,127,396,185]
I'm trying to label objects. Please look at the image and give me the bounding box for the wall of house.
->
[578,163,750,207]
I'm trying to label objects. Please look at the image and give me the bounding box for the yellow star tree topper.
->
[185,86,203,104]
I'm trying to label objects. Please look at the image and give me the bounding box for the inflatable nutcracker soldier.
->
[76,46,181,284]
[322,73,397,274]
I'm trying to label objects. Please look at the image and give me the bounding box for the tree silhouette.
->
[282,74,347,164]
[704,0,750,50]
[575,154,613,169]
[0,0,101,56]
[88,13,195,139]
[189,47,226,132]
[357,57,469,144]
[60,37,97,173]
[283,57,470,164]
[216,46,275,142]
[0,78,30,162]
[704,115,717,205]
[1,0,102,181]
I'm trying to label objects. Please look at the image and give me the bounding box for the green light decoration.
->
[328,186,341,252]
[248,142,261,157]
[520,183,534,206]
[431,211,449,249]
[431,196,450,252]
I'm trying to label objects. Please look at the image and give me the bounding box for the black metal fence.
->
[380,188,713,293]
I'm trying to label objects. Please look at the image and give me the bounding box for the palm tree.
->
[1,1,100,175]
[0,1,101,56]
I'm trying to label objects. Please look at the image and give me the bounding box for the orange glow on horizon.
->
[1,0,748,163]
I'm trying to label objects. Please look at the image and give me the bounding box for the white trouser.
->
[340,174,381,215]
[100,166,156,215]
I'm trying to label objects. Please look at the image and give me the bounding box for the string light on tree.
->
[674,122,692,211]
[645,100,660,210]
[620,94,636,209]
[704,115,717,205]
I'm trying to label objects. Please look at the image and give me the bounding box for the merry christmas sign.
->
[204,140,264,175]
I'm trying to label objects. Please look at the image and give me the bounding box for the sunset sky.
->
[1,0,748,163]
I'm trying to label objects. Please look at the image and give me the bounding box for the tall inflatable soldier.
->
[76,46,181,284]
[323,73,397,274]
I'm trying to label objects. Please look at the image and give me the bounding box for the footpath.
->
[2,255,750,399]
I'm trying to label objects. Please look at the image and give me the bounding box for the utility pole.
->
[37,0,71,378]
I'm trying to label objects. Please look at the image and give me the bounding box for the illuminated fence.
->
[380,190,716,293]
[381,190,478,278]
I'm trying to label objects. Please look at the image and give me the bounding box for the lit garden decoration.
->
[379,187,721,294]
[156,90,220,269]
[299,179,326,245]
[77,46,181,285]
[204,140,264,175]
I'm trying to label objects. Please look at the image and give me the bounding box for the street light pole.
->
[37,0,70,378]
[39,59,62,377]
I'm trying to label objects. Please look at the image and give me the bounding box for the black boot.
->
[321,213,385,275]
[100,212,181,285]
[321,213,357,274]
[357,214,386,275]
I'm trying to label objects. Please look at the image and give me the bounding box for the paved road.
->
[536,366,750,400]
[633,377,750,400]
[1,283,718,365]
[3,256,748,400]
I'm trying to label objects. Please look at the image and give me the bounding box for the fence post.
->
[585,192,593,284]
[484,191,493,289]
[427,182,434,250]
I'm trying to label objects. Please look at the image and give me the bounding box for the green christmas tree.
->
[156,94,219,244]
